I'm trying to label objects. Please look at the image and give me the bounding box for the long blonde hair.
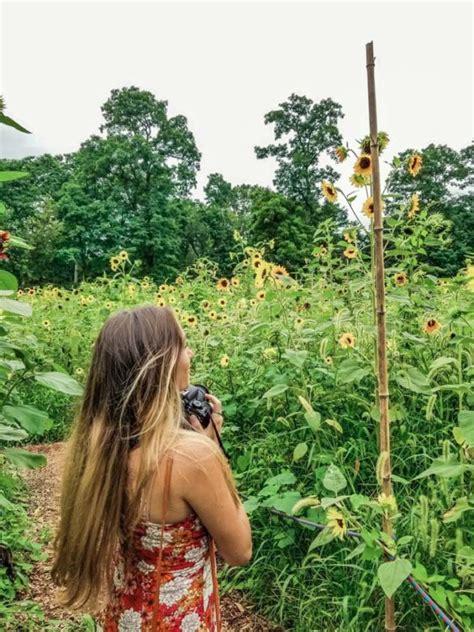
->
[50,305,239,613]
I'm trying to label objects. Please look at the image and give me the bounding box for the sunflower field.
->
[1,149,473,630]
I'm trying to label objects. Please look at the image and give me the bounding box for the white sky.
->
[0,0,472,203]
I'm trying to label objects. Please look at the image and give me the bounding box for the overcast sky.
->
[0,1,472,202]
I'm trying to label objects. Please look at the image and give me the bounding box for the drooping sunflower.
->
[339,332,356,348]
[343,230,356,243]
[423,318,442,334]
[201,300,210,310]
[175,276,184,285]
[220,354,230,368]
[407,193,420,219]
[216,278,230,291]
[312,246,328,258]
[321,181,338,203]
[335,146,348,162]
[362,196,385,220]
[343,247,358,259]
[354,154,372,176]
[252,258,263,270]
[394,272,408,287]
[350,174,370,188]
[326,508,347,540]
[408,153,423,177]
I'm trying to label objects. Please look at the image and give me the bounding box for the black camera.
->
[181,383,213,429]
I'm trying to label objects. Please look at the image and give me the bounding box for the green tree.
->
[255,94,346,225]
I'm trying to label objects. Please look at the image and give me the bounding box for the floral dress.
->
[96,512,219,631]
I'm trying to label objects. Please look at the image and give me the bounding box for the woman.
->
[51,305,252,631]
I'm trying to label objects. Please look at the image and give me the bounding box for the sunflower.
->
[209,310,217,320]
[256,291,266,301]
[105,300,113,309]
[252,258,263,270]
[17,289,24,296]
[394,272,408,287]
[423,318,442,334]
[159,284,168,293]
[324,356,333,365]
[201,300,210,310]
[86,295,95,304]
[326,508,347,540]
[321,181,337,203]
[141,281,150,289]
[110,256,121,270]
[220,354,230,367]
[343,230,356,243]
[271,264,288,278]
[362,196,385,220]
[295,317,304,327]
[339,332,356,348]
[216,278,230,291]
[168,296,176,304]
[42,320,51,328]
[75,367,84,376]
[343,247,358,259]
[157,299,166,307]
[119,250,129,261]
[175,276,184,285]
[407,193,420,219]
[354,154,372,176]
[231,277,240,287]
[350,174,370,188]
[250,299,257,306]
[408,153,423,177]
[335,146,348,162]
[312,246,328,258]
[218,298,227,308]
[187,315,198,327]
[221,314,229,322]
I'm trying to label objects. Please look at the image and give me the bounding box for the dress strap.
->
[150,454,173,632]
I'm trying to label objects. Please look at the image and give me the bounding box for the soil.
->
[16,442,283,632]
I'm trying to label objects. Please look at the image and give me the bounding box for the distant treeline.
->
[0,87,472,285]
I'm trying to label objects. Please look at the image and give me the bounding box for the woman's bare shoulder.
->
[171,432,223,477]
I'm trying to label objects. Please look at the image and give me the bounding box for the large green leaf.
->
[34,371,84,396]
[323,464,347,494]
[0,270,18,293]
[337,359,370,385]
[262,383,288,399]
[443,497,473,523]
[2,404,53,435]
[378,559,412,598]
[396,366,431,394]
[0,298,32,316]
[298,395,321,432]
[308,527,337,551]
[293,442,308,461]
[2,447,47,469]
[0,423,28,441]
[414,458,474,479]
[0,171,29,182]
[283,349,308,369]
[0,112,31,133]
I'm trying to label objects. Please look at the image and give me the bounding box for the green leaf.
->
[337,359,370,384]
[320,495,350,509]
[264,470,297,488]
[396,366,431,394]
[414,458,473,479]
[378,559,412,598]
[323,464,347,494]
[308,527,337,551]
[262,383,288,399]
[0,171,29,182]
[2,447,47,469]
[283,349,308,369]
[0,271,18,293]
[0,491,15,510]
[293,442,308,461]
[0,297,32,316]
[243,496,260,514]
[0,423,28,441]
[443,497,473,523]
[458,410,474,448]
[350,494,371,510]
[298,396,321,432]
[0,113,31,133]
[2,405,53,435]
[34,371,84,396]
[324,418,343,433]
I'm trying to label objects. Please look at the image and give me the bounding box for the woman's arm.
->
[175,441,252,566]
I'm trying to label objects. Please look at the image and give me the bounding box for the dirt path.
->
[19,442,282,631]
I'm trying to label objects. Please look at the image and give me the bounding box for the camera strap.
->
[150,454,221,631]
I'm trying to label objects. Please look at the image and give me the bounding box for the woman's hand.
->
[188,392,223,442]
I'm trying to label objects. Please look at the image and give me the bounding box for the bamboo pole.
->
[365,41,396,632]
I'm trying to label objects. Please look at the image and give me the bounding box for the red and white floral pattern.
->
[97,512,218,631]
